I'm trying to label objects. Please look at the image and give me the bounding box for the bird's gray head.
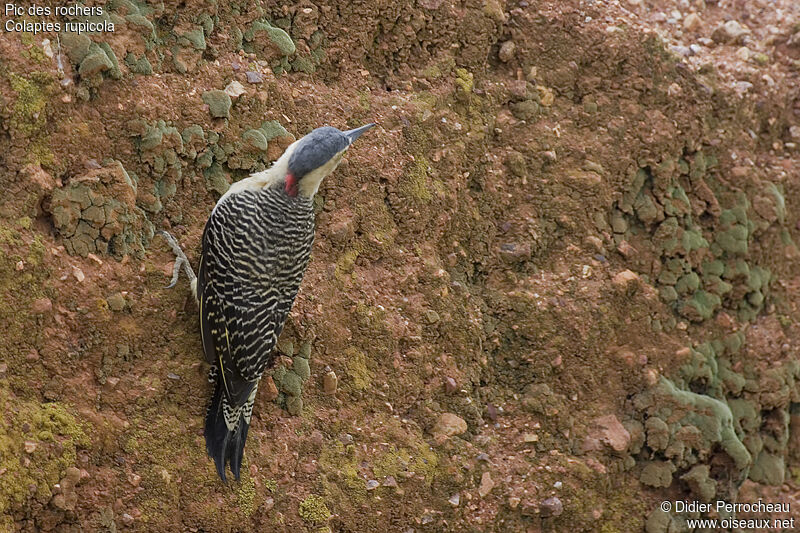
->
[284,123,375,197]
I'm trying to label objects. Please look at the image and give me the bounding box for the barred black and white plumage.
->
[199,188,314,481]
[160,122,375,481]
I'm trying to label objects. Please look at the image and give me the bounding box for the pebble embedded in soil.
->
[683,13,701,31]
[224,80,246,98]
[432,413,467,437]
[323,368,338,395]
[711,20,750,44]
[540,496,563,517]
[498,40,516,62]
[107,293,126,312]
[478,472,495,497]
[31,297,53,313]
[246,71,264,83]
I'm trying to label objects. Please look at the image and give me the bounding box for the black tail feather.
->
[205,377,250,481]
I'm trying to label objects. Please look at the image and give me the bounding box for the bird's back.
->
[199,187,315,385]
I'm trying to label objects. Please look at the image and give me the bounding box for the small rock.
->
[476,453,490,462]
[246,71,264,84]
[16,260,24,271]
[432,413,467,437]
[499,242,532,263]
[537,85,555,107]
[32,298,53,314]
[478,472,495,497]
[711,20,749,44]
[540,496,563,517]
[735,46,750,61]
[382,476,398,488]
[734,81,753,94]
[323,368,338,395]
[585,235,604,253]
[616,240,637,258]
[224,80,246,98]
[590,414,631,452]
[425,309,440,324]
[508,496,521,509]
[444,376,458,394]
[523,433,538,443]
[24,441,37,453]
[486,404,499,421]
[26,349,40,361]
[106,293,126,312]
[65,467,81,485]
[128,473,141,487]
[690,44,703,54]
[498,40,516,62]
[366,479,379,490]
[264,375,279,401]
[683,13,701,31]
[508,79,528,100]
[670,45,691,57]
[612,270,640,293]
[122,513,134,526]
[263,496,275,512]
[72,267,85,282]
[449,493,460,506]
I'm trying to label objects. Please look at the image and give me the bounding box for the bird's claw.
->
[159,230,196,289]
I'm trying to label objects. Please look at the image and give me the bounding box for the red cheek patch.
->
[284,174,298,197]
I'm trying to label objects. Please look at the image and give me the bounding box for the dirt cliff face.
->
[1,0,799,531]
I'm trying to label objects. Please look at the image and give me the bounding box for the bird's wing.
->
[198,195,286,408]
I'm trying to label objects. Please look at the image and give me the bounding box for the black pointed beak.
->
[343,123,376,144]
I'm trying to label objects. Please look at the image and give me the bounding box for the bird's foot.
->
[158,230,197,289]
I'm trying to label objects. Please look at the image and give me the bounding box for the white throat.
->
[213,143,345,211]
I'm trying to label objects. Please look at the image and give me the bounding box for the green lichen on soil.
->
[343,347,372,391]
[401,156,433,203]
[236,471,258,516]
[334,249,359,280]
[299,494,331,523]
[7,71,55,164]
[120,411,249,528]
[319,440,367,503]
[372,442,440,487]
[19,32,49,64]
[559,458,647,532]
[0,224,49,377]
[0,390,89,520]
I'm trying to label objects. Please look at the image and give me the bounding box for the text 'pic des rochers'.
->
[3,4,113,34]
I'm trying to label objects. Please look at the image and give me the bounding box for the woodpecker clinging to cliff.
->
[160,123,375,481]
